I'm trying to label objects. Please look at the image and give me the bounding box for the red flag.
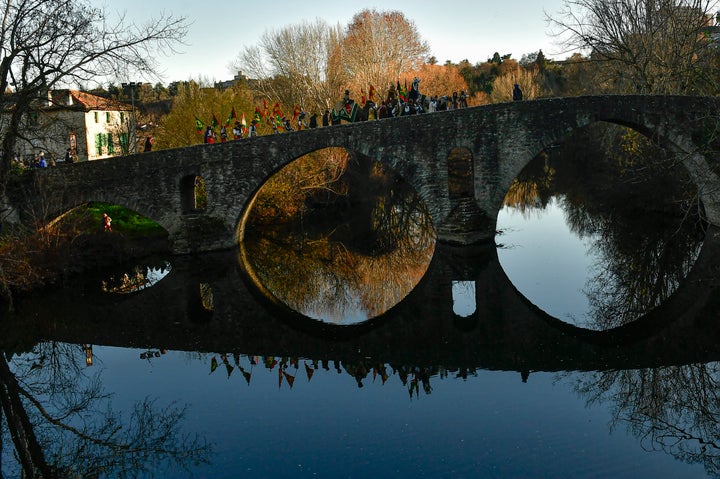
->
[369,85,376,102]
[360,88,366,106]
[211,113,220,127]
[292,105,300,121]
[263,98,269,117]
[254,106,264,118]
[272,102,282,117]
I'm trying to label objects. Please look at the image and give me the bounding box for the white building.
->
[14,89,133,163]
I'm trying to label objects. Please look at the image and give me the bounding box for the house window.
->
[27,111,38,127]
[107,133,114,154]
[95,133,104,156]
[94,112,99,123]
[106,112,111,123]
[119,133,129,155]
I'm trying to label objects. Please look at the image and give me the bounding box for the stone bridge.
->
[6,95,720,254]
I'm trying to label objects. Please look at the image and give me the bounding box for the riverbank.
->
[0,229,170,311]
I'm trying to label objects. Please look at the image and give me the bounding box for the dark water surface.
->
[3,128,720,477]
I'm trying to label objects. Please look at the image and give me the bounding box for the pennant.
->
[263,98,270,117]
[210,356,218,373]
[292,105,301,122]
[283,372,296,389]
[360,88,366,106]
[369,85,376,102]
[195,117,205,134]
[225,107,236,126]
[239,366,252,385]
[305,362,315,382]
[240,112,247,127]
[272,102,283,118]
[211,113,220,128]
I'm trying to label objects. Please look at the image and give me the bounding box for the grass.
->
[70,202,168,237]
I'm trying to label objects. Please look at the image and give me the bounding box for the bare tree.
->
[547,0,720,94]
[0,0,188,200]
[342,9,430,96]
[233,19,344,115]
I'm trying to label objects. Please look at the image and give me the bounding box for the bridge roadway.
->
[4,226,720,373]
[6,95,720,253]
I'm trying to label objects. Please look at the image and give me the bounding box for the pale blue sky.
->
[104,0,570,84]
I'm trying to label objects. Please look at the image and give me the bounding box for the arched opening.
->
[181,175,207,213]
[238,146,436,325]
[447,147,474,200]
[496,122,705,331]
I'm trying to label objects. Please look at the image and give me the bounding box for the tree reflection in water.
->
[242,147,435,324]
[570,363,720,477]
[503,123,706,329]
[0,342,210,478]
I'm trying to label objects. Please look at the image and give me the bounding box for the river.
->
[1,123,719,478]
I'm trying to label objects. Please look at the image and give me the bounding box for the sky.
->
[106,0,570,84]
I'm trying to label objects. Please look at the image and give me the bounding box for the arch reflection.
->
[498,123,705,330]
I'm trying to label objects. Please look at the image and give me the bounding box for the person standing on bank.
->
[103,213,112,233]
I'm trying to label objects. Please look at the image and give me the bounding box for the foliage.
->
[234,9,430,117]
[490,61,542,102]
[342,9,430,98]
[250,148,349,224]
[547,0,720,95]
[154,81,255,149]
[399,64,471,103]
[0,0,188,201]
[233,18,344,116]
[69,203,167,237]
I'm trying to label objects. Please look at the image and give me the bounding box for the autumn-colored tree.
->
[341,9,430,99]
[489,63,541,103]
[397,63,472,104]
[153,81,255,149]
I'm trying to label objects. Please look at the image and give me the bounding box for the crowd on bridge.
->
[197,77,485,144]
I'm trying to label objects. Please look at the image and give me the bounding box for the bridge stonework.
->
[5,95,720,254]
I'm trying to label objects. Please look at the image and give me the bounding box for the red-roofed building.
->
[12,89,133,163]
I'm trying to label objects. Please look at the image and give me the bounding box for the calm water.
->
[2,132,719,478]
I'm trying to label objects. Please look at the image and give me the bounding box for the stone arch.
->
[488,116,719,230]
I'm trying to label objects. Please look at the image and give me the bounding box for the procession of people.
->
[195,77,479,143]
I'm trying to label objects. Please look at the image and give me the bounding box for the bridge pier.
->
[435,198,496,244]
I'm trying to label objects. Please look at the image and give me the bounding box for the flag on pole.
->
[240,112,247,134]
[226,107,236,126]
[195,117,205,134]
[369,85,376,102]
[211,113,220,128]
[263,98,270,118]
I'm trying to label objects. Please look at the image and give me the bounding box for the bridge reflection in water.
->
[5,226,720,374]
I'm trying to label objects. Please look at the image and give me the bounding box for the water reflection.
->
[241,148,435,325]
[498,124,706,329]
[570,363,720,477]
[0,342,210,478]
[100,260,172,294]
